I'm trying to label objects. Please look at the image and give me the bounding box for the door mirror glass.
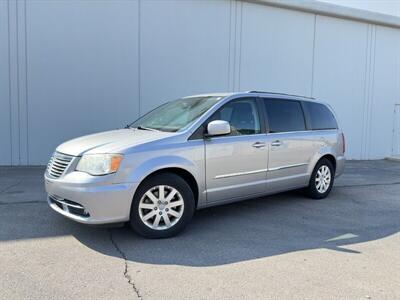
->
[207,120,231,136]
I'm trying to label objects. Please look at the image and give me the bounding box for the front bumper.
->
[45,172,138,225]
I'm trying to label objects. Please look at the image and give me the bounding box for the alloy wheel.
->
[315,165,331,193]
[138,185,184,230]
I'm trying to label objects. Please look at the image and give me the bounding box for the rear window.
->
[264,99,306,133]
[304,102,338,130]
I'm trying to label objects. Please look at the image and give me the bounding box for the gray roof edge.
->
[245,0,400,29]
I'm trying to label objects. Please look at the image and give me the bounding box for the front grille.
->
[49,195,90,217]
[47,152,74,178]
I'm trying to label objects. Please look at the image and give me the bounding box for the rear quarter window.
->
[303,102,338,130]
[264,99,306,133]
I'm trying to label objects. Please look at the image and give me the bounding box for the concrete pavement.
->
[0,161,399,299]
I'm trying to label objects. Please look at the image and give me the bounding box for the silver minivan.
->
[45,91,345,238]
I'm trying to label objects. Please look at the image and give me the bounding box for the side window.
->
[304,102,338,130]
[264,99,306,133]
[209,98,261,136]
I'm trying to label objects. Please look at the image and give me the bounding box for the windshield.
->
[129,96,222,132]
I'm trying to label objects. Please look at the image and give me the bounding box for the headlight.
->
[76,154,123,176]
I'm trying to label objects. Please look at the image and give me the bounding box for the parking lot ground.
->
[1,160,399,300]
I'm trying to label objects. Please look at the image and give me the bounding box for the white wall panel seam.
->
[364,25,375,159]
[366,25,374,159]
[237,0,243,91]
[6,0,12,165]
[361,24,369,159]
[310,14,317,97]
[16,0,20,164]
[366,25,377,159]
[24,0,29,164]
[232,0,238,91]
[361,24,370,159]
[8,0,20,166]
[227,0,233,92]
[233,0,243,92]
[17,0,28,165]
[138,0,141,116]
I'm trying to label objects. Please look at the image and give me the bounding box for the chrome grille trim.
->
[47,152,74,178]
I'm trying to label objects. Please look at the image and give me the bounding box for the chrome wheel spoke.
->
[142,210,156,221]
[165,190,177,203]
[167,209,180,218]
[145,191,159,204]
[139,203,154,210]
[159,185,165,200]
[163,213,171,227]
[153,214,161,227]
[168,200,184,208]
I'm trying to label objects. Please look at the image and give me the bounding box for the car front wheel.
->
[129,173,195,238]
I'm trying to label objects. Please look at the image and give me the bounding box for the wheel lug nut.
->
[165,208,169,212]
[154,207,158,210]
[159,211,162,215]
[158,200,161,204]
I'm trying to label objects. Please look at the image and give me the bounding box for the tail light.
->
[341,133,345,154]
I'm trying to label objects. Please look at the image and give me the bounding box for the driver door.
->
[205,98,268,204]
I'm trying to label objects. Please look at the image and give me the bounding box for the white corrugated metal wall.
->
[1,0,399,165]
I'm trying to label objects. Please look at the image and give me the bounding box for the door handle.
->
[252,142,266,148]
[271,140,282,147]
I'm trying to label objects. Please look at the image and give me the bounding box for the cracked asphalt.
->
[0,160,399,300]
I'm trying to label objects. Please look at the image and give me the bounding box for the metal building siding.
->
[0,0,12,165]
[1,0,399,165]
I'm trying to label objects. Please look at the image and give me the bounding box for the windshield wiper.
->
[136,125,160,132]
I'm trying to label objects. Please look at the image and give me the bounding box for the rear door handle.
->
[271,140,282,147]
[252,142,266,148]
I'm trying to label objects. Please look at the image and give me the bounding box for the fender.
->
[307,147,337,175]
[123,154,206,208]
[125,155,199,183]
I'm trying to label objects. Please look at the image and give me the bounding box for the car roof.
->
[183,93,232,98]
[185,91,318,103]
[244,91,315,101]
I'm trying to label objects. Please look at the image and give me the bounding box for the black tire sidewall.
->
[129,173,195,238]
[307,158,335,199]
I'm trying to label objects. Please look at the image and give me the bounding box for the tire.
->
[129,173,195,238]
[305,158,335,199]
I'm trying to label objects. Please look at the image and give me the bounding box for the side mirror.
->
[206,120,231,137]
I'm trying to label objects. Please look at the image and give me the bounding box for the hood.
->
[56,129,173,156]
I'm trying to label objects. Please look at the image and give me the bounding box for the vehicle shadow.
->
[74,184,400,266]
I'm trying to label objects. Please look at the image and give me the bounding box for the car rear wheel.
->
[306,158,335,199]
[129,173,195,238]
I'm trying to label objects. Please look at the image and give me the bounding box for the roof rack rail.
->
[246,91,315,100]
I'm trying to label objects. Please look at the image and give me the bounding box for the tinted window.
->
[264,99,306,133]
[209,98,261,135]
[304,102,338,130]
